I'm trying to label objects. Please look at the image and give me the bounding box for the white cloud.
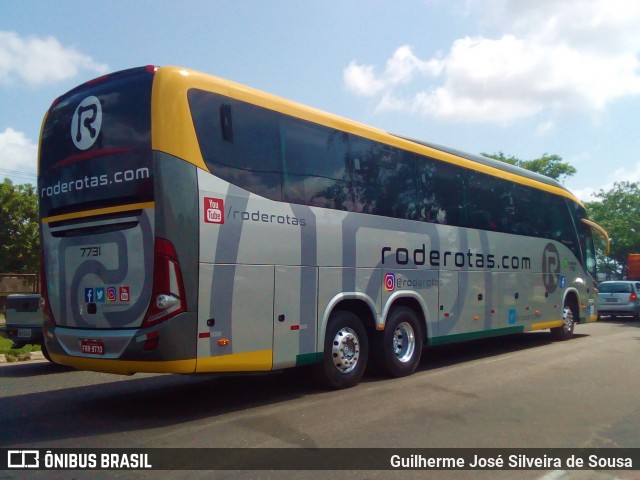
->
[0,128,38,183]
[344,0,640,124]
[0,31,109,86]
[344,45,443,98]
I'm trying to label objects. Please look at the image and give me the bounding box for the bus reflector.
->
[218,339,229,347]
[142,238,186,327]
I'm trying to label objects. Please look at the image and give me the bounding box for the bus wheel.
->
[315,310,368,389]
[551,303,576,341]
[373,306,423,377]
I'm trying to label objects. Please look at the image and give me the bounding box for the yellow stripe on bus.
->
[195,350,273,373]
[49,353,196,375]
[529,320,564,331]
[41,202,155,224]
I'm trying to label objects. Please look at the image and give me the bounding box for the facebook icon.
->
[84,288,94,303]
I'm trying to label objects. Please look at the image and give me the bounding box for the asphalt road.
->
[1,319,639,480]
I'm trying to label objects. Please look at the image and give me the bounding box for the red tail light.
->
[142,238,186,327]
[630,292,638,301]
[39,250,55,326]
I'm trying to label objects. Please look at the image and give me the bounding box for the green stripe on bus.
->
[428,326,525,346]
[296,352,323,366]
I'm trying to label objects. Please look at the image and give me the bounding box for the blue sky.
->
[2,0,640,201]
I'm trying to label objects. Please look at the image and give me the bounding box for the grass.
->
[0,331,43,362]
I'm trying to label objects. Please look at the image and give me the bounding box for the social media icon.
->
[106,287,117,302]
[204,197,225,224]
[119,286,130,302]
[84,288,94,303]
[95,287,105,302]
[384,273,395,292]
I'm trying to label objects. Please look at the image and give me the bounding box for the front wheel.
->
[551,303,576,341]
[372,307,423,377]
[314,310,369,389]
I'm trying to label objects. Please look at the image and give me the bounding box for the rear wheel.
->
[551,301,576,341]
[373,306,423,377]
[314,310,369,389]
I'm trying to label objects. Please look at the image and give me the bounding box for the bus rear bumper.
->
[43,312,197,374]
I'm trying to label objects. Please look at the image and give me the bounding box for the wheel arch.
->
[382,291,429,341]
[318,293,378,351]
[563,288,581,322]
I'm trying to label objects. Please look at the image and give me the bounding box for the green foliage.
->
[0,179,39,273]
[585,181,640,273]
[0,336,41,361]
[482,152,577,182]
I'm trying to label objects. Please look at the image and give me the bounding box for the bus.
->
[38,65,609,389]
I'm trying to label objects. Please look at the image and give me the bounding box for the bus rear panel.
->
[39,66,198,373]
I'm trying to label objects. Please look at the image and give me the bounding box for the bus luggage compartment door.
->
[196,264,274,372]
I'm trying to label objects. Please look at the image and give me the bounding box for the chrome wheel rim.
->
[562,306,574,333]
[331,327,360,373]
[393,321,416,363]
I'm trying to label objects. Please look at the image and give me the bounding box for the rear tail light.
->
[142,238,186,327]
[630,292,638,301]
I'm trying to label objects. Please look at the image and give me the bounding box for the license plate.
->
[605,298,618,303]
[81,339,104,355]
[17,329,31,338]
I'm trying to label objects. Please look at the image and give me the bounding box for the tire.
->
[372,306,423,377]
[314,310,368,389]
[550,302,576,341]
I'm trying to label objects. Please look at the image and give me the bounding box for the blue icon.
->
[560,276,566,289]
[95,287,105,302]
[84,288,94,303]
[508,308,517,325]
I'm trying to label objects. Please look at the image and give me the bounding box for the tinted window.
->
[351,138,418,219]
[280,119,351,209]
[600,283,632,293]
[39,67,154,217]
[188,88,584,250]
[416,158,462,226]
[189,90,282,200]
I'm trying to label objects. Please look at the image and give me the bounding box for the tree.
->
[0,179,39,273]
[585,181,640,274]
[481,152,577,183]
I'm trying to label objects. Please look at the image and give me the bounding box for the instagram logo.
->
[384,273,395,292]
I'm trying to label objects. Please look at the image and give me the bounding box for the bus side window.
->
[189,89,283,201]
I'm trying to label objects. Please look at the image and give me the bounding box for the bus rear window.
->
[39,67,155,217]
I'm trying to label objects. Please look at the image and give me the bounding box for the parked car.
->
[0,294,51,361]
[597,281,640,321]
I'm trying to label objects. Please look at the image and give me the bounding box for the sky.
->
[2,0,640,202]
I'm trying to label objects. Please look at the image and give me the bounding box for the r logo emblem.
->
[71,96,102,150]
[542,243,561,293]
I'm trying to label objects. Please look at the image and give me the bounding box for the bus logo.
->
[204,197,225,224]
[384,273,396,292]
[71,96,102,150]
[542,243,561,293]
